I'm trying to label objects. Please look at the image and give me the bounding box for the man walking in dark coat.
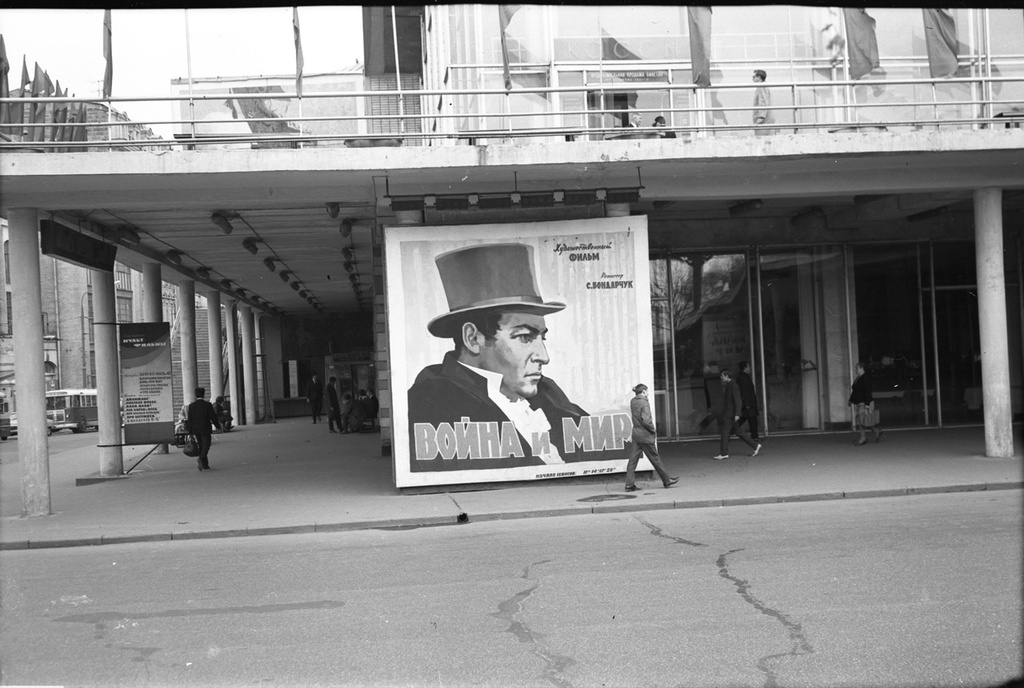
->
[735,360,760,441]
[326,376,342,433]
[307,373,324,424]
[624,383,678,492]
[187,387,222,471]
[713,369,761,460]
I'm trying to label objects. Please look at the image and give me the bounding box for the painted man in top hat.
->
[408,243,589,469]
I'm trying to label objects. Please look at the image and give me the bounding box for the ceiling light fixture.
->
[791,207,828,229]
[165,250,183,266]
[325,202,340,219]
[279,270,291,282]
[349,273,359,286]
[343,261,355,274]
[210,211,235,234]
[729,199,764,217]
[340,219,353,238]
[242,238,260,255]
[342,247,355,261]
[117,226,141,245]
[263,257,276,272]
[291,282,301,291]
[907,206,950,223]
[298,290,308,298]
[219,279,232,290]
[195,267,211,280]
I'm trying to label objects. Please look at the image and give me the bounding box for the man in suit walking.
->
[187,387,222,471]
[307,373,324,424]
[624,383,678,492]
[713,369,762,460]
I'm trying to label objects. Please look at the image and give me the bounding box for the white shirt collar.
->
[457,361,564,464]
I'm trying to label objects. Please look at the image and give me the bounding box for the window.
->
[3,240,9,284]
[116,296,133,323]
[114,264,132,291]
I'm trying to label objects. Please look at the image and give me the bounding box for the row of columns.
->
[8,209,275,517]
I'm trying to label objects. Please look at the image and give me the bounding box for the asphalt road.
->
[1,491,1021,688]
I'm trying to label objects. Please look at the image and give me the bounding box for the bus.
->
[46,389,99,433]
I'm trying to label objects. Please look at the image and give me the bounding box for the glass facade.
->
[428,6,1024,136]
[650,240,1023,439]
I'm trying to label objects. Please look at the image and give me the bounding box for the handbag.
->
[856,404,880,428]
[183,434,200,457]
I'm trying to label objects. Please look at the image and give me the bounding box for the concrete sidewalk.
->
[1,419,1021,550]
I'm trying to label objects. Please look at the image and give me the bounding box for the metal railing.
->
[1,74,1021,152]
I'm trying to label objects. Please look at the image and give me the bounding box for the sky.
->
[0,6,365,137]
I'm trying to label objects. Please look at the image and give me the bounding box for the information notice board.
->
[120,322,174,445]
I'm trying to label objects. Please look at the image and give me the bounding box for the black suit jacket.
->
[187,399,221,436]
[407,351,594,470]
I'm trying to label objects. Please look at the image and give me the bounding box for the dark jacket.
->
[630,395,657,444]
[307,377,324,407]
[187,398,221,436]
[407,351,593,470]
[849,374,873,405]
[736,371,757,414]
[714,379,743,418]
[326,385,340,412]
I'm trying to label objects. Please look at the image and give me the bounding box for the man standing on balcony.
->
[753,69,774,134]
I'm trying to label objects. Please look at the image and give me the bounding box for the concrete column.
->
[91,268,124,477]
[224,300,241,425]
[178,280,197,404]
[142,263,163,322]
[253,313,264,421]
[206,290,224,401]
[606,203,631,218]
[261,315,285,401]
[239,304,257,426]
[9,208,51,516]
[974,188,1013,458]
[142,262,169,453]
[0,222,8,336]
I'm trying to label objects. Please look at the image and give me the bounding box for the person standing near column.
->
[307,372,324,424]
[625,383,678,492]
[735,360,760,441]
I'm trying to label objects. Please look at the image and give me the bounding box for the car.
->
[4,413,55,437]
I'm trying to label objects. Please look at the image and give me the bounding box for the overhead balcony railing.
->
[0,74,1021,152]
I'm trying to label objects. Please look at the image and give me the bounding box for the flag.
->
[51,82,67,149]
[72,102,88,143]
[923,8,957,78]
[9,55,29,133]
[292,7,304,97]
[687,7,712,88]
[102,9,113,98]
[498,5,521,91]
[602,30,641,61]
[0,35,10,128]
[844,8,879,80]
[30,62,48,142]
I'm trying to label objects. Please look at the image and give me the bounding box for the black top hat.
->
[427,243,565,338]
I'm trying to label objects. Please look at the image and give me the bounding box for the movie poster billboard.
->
[386,216,653,488]
[120,322,174,445]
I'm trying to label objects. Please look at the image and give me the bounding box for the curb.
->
[2,481,1021,551]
